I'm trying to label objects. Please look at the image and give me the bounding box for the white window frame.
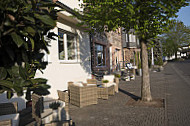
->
[128,34,136,42]
[58,31,78,63]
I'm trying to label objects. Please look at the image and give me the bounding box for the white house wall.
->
[36,22,91,99]
[0,0,90,110]
[58,0,83,10]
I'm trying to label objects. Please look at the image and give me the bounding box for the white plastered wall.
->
[36,22,91,99]
[0,0,90,110]
[58,0,83,10]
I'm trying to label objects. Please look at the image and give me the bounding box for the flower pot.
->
[102,83,108,87]
[52,109,59,121]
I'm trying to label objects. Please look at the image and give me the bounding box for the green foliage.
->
[77,0,189,41]
[102,80,109,83]
[114,74,121,78]
[0,0,58,99]
[160,20,190,58]
[154,56,163,66]
[76,0,188,101]
[49,101,61,110]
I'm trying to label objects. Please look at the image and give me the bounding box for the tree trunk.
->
[141,40,152,101]
[175,51,177,60]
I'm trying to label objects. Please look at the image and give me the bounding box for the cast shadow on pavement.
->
[119,88,140,101]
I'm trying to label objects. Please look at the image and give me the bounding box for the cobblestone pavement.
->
[165,60,190,126]
[69,60,190,126]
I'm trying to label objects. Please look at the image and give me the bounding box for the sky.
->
[176,5,190,26]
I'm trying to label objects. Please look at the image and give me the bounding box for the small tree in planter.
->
[154,56,164,71]
[49,101,61,121]
[102,80,109,87]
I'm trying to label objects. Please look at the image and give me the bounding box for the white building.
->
[36,0,92,98]
[0,0,92,111]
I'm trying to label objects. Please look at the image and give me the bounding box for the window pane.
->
[132,34,136,42]
[58,32,65,60]
[95,44,105,66]
[67,34,76,60]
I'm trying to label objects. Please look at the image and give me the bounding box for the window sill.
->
[59,60,80,64]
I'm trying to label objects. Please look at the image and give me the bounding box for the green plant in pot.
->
[114,74,121,78]
[49,101,61,110]
[24,65,51,107]
[102,80,109,87]
[49,101,61,121]
[102,80,109,83]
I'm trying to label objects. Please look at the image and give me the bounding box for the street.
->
[69,60,190,126]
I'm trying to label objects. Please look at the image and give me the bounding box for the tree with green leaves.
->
[77,0,189,101]
[161,20,190,59]
[0,0,58,100]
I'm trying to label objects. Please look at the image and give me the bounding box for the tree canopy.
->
[78,0,189,40]
[0,0,58,99]
[77,0,189,101]
[161,20,190,58]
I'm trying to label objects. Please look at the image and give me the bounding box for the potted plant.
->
[49,101,61,121]
[156,56,164,71]
[114,74,120,83]
[25,77,51,108]
[102,80,109,87]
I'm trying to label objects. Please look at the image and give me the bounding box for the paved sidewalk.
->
[69,70,167,126]
[164,61,190,126]
[69,61,190,126]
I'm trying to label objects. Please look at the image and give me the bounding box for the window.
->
[95,44,106,66]
[58,29,77,61]
[126,34,136,42]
